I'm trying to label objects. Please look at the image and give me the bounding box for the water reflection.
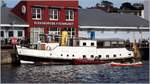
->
[1,61,149,83]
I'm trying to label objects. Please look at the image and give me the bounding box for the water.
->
[1,61,149,83]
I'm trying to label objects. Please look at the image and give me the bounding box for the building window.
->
[1,31,4,37]
[18,31,23,37]
[91,43,94,46]
[66,9,74,21]
[49,9,58,20]
[8,31,13,37]
[49,28,61,35]
[83,42,86,46]
[66,28,75,38]
[32,7,42,20]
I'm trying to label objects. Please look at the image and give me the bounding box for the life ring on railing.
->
[46,46,51,50]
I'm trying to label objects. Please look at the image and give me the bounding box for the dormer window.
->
[32,7,42,20]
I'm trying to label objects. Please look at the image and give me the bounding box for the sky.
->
[4,0,144,8]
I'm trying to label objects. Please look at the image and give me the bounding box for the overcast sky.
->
[4,0,144,8]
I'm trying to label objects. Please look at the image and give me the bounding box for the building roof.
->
[79,9,149,27]
[1,7,28,25]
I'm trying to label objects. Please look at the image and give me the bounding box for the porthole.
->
[120,54,121,56]
[113,54,116,57]
[50,53,52,56]
[91,55,94,58]
[61,54,63,56]
[106,55,109,58]
[98,55,101,58]
[72,54,74,57]
[128,53,131,55]
[83,55,86,58]
[67,54,69,57]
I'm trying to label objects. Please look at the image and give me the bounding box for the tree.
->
[120,2,135,10]
[101,0,113,8]
[133,3,144,10]
[1,0,7,7]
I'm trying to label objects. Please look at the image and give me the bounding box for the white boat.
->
[15,31,134,65]
[110,61,143,67]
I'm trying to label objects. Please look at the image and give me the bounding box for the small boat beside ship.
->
[15,31,135,65]
[110,61,143,67]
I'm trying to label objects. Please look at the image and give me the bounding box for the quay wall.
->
[1,49,13,64]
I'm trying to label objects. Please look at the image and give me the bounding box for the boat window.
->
[120,54,121,56]
[83,55,86,58]
[91,55,94,58]
[98,55,101,58]
[67,54,69,57]
[83,42,86,46]
[72,54,74,57]
[106,55,109,58]
[50,53,52,56]
[61,54,63,56]
[91,43,94,46]
[113,54,116,57]
[128,53,131,55]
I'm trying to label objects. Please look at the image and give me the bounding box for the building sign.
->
[34,21,74,26]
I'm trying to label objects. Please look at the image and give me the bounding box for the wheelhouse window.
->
[32,7,42,20]
[49,9,59,20]
[1,31,4,37]
[83,42,86,46]
[18,31,23,37]
[66,9,74,21]
[91,43,94,46]
[8,31,13,37]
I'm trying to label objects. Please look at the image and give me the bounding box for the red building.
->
[11,0,78,44]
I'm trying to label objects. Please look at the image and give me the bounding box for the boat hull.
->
[18,55,133,65]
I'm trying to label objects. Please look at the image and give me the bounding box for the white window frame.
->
[32,8,42,20]
[66,28,75,38]
[66,9,74,21]
[8,31,14,37]
[17,31,23,37]
[1,31,4,37]
[49,28,61,35]
[49,9,59,20]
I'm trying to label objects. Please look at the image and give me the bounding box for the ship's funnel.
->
[61,31,68,46]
